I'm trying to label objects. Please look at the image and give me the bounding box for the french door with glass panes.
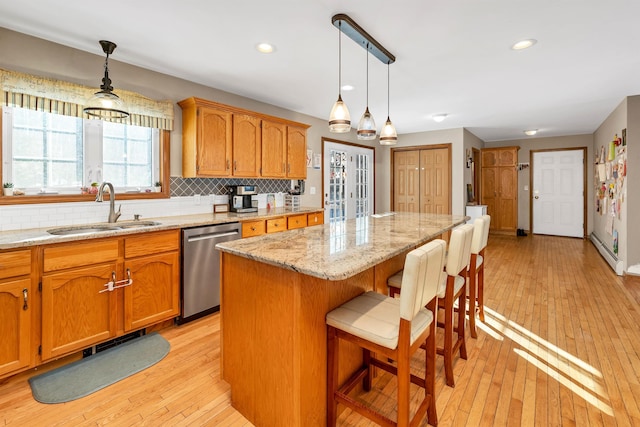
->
[323,141,374,224]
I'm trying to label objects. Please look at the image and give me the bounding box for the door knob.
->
[534,195,539,199]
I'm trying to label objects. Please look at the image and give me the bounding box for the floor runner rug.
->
[29,332,170,404]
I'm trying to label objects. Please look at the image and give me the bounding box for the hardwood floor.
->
[2,234,640,426]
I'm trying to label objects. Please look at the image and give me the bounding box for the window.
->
[3,106,159,194]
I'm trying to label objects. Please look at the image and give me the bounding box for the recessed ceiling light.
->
[524,129,538,136]
[341,84,354,91]
[511,39,537,50]
[256,43,275,53]
[432,114,448,123]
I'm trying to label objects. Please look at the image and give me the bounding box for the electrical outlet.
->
[524,185,529,191]
[194,194,201,205]
[310,186,316,195]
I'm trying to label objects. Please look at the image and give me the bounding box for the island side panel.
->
[295,266,374,425]
[220,252,373,426]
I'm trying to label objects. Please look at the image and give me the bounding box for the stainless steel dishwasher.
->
[179,222,241,324]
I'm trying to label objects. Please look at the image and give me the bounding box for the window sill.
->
[0,189,170,205]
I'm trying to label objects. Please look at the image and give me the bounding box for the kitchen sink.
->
[47,221,160,236]
[114,220,160,229]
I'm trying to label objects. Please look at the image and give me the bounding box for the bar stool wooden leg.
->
[426,298,438,425]
[458,290,467,360]
[478,260,485,322]
[327,326,338,425]
[468,264,478,338]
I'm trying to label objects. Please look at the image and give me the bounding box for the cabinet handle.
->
[234,160,237,171]
[251,226,256,231]
[100,270,133,293]
[227,159,230,170]
[287,163,291,173]
[23,288,28,310]
[282,163,285,173]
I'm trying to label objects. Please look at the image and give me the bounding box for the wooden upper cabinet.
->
[179,97,309,179]
[179,98,232,177]
[287,126,307,179]
[482,146,518,167]
[233,114,261,177]
[261,121,287,178]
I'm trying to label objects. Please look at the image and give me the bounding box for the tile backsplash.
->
[170,177,290,197]
[0,177,294,232]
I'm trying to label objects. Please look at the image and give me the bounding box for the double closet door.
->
[393,146,451,215]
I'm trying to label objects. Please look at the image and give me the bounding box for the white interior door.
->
[323,142,373,223]
[532,149,584,237]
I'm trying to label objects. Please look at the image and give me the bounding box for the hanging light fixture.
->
[328,22,351,133]
[357,44,376,140]
[379,62,397,145]
[84,40,129,119]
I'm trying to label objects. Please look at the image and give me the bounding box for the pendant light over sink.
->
[329,14,396,143]
[84,40,129,119]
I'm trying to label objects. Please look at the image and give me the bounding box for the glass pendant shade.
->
[357,107,377,140]
[329,94,351,133]
[379,116,397,145]
[84,40,129,119]
[84,90,128,119]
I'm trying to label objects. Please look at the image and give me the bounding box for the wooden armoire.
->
[480,146,519,234]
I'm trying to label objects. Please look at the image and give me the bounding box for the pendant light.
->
[84,40,129,119]
[328,23,351,133]
[379,62,397,145]
[357,44,376,140]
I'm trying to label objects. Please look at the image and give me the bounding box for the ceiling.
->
[1,0,640,142]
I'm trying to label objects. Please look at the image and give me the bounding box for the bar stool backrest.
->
[471,215,491,255]
[445,224,474,276]
[399,239,446,321]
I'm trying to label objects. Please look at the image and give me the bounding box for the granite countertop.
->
[216,212,467,281]
[0,207,323,250]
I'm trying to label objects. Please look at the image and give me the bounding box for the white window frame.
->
[2,106,160,195]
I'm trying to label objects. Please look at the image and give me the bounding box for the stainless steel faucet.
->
[95,182,121,223]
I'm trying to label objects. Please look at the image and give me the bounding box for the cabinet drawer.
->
[307,212,324,227]
[0,249,32,279]
[266,217,286,233]
[242,220,265,238]
[125,230,180,259]
[44,240,119,272]
[287,214,307,230]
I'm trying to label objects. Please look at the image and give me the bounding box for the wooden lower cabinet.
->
[0,249,34,378]
[40,230,180,362]
[0,277,32,377]
[41,263,118,360]
[242,220,266,238]
[307,212,324,226]
[287,214,307,230]
[124,251,180,332]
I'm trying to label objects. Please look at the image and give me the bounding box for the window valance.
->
[0,68,174,130]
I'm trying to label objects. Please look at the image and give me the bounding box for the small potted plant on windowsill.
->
[154,181,162,193]
[3,182,14,196]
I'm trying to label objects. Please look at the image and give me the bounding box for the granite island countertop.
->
[216,212,467,281]
[0,207,323,250]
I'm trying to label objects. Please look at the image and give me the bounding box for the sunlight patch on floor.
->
[480,306,612,414]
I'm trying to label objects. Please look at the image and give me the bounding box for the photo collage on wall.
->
[594,130,627,254]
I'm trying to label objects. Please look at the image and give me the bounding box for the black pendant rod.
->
[332,14,395,64]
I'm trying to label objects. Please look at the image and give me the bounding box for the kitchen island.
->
[216,212,467,426]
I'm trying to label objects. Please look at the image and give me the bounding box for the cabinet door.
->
[41,263,118,360]
[0,278,31,377]
[481,166,498,229]
[197,107,232,176]
[233,114,261,177]
[393,150,420,213]
[497,166,518,232]
[261,121,287,178]
[287,126,307,179]
[307,212,324,227]
[123,252,180,332]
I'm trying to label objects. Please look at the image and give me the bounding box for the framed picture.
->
[622,128,627,146]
